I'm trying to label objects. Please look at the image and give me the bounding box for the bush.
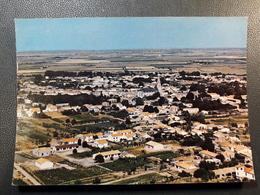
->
[93,177,101,184]
[94,154,104,163]
[82,141,88,148]
[178,170,192,177]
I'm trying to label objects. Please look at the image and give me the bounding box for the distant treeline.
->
[44,70,128,78]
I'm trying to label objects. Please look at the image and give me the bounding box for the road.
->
[14,163,41,185]
[101,170,156,185]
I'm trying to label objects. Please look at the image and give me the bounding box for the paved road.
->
[14,163,41,185]
[101,170,156,185]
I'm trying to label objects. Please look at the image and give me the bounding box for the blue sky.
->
[15,17,247,52]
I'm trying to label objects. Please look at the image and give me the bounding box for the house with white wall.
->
[35,158,54,169]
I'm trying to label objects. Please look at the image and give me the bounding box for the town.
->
[13,49,254,185]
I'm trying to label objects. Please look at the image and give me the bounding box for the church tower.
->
[156,74,163,96]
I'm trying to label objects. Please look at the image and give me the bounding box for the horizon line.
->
[17,47,247,53]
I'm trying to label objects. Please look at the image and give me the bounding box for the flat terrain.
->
[17,48,247,75]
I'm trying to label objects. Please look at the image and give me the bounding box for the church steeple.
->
[156,74,163,96]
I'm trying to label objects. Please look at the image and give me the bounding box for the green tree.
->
[216,154,225,163]
[92,177,101,184]
[71,119,77,125]
[94,154,104,163]
[178,170,192,177]
[82,141,88,148]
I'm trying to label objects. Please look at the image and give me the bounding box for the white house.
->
[213,167,236,179]
[183,108,199,114]
[35,158,54,169]
[169,106,178,114]
[115,129,133,135]
[93,150,122,161]
[85,134,94,142]
[44,104,58,112]
[126,107,141,116]
[235,165,255,181]
[54,144,79,151]
[221,151,235,161]
[214,131,226,143]
[193,122,208,130]
[60,138,78,145]
[32,148,53,157]
[107,133,126,142]
[125,133,136,141]
[94,139,109,149]
[173,161,197,172]
[145,141,166,151]
[199,150,218,159]
[191,129,207,137]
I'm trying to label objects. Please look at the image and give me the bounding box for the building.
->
[93,139,109,148]
[199,150,218,159]
[235,165,255,181]
[173,161,197,172]
[183,108,199,114]
[35,158,53,169]
[107,133,126,142]
[54,144,79,151]
[60,138,78,145]
[213,167,236,179]
[93,150,122,161]
[137,87,157,98]
[145,141,166,151]
[32,148,53,157]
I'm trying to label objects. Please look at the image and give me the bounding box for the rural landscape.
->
[13,47,255,185]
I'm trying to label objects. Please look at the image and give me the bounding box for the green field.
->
[34,166,111,185]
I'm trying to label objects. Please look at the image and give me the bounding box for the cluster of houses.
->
[30,121,255,181]
[17,72,247,119]
[17,71,254,181]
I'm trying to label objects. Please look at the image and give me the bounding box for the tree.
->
[194,168,208,181]
[186,92,195,102]
[178,170,192,177]
[158,97,167,106]
[78,138,82,146]
[231,123,238,128]
[135,97,144,106]
[71,119,77,125]
[125,117,131,124]
[53,131,59,138]
[82,141,88,148]
[94,154,104,163]
[72,149,77,154]
[216,154,225,163]
[74,180,82,185]
[92,177,101,184]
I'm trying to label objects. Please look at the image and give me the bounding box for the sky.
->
[15,17,247,52]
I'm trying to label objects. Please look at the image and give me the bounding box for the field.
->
[17,48,247,75]
[33,165,111,185]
